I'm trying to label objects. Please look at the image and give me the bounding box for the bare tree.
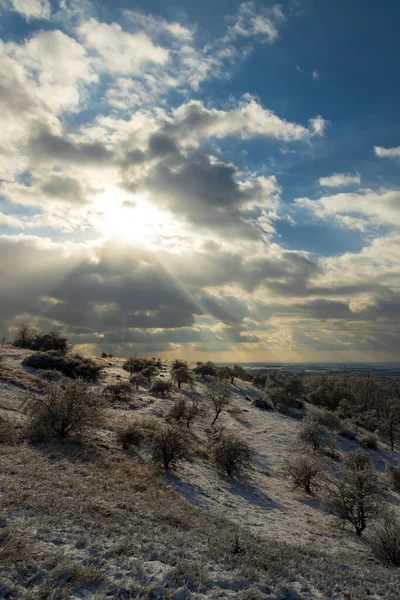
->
[205,380,232,426]
[376,394,400,451]
[171,365,193,389]
[12,323,37,349]
[324,450,383,536]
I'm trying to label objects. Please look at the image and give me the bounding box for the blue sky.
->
[1,0,399,360]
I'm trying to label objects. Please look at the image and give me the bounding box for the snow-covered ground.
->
[1,346,400,599]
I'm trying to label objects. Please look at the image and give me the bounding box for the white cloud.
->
[4,0,51,20]
[5,30,96,112]
[296,187,400,227]
[78,19,169,75]
[167,97,326,145]
[228,2,284,44]
[374,145,400,159]
[319,172,360,188]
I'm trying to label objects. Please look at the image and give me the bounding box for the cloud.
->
[374,146,400,159]
[3,0,51,20]
[3,29,96,113]
[228,2,284,44]
[161,97,326,144]
[319,172,360,188]
[296,187,400,228]
[78,19,169,75]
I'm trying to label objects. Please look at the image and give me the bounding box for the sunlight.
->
[94,187,170,244]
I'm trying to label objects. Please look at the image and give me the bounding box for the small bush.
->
[360,433,378,449]
[371,507,400,566]
[282,453,325,494]
[23,378,104,438]
[23,351,102,382]
[101,352,108,358]
[150,423,188,470]
[150,379,173,396]
[386,464,400,492]
[102,381,132,403]
[212,433,254,478]
[116,420,147,450]
[166,398,187,423]
[37,369,64,382]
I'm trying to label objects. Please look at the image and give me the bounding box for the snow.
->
[1,346,400,598]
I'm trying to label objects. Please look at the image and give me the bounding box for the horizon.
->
[1,0,400,362]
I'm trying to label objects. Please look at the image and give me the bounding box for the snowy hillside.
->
[1,346,400,599]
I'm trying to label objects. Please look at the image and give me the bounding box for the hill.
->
[1,346,400,599]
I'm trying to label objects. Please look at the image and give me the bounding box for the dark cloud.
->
[28,126,113,165]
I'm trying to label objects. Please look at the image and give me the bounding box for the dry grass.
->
[0,358,44,392]
[2,352,400,599]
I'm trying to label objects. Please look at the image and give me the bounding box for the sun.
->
[94,187,169,244]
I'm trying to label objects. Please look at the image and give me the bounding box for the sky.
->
[1,0,400,361]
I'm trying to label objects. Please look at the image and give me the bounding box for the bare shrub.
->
[102,381,132,403]
[298,418,326,453]
[212,433,254,478]
[324,450,383,536]
[342,448,372,471]
[150,379,173,396]
[166,397,187,423]
[23,379,104,438]
[23,351,102,381]
[205,380,232,426]
[386,464,400,492]
[371,507,400,566]
[166,397,203,428]
[149,423,188,470]
[37,369,64,382]
[281,453,325,494]
[360,433,378,449]
[307,407,342,432]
